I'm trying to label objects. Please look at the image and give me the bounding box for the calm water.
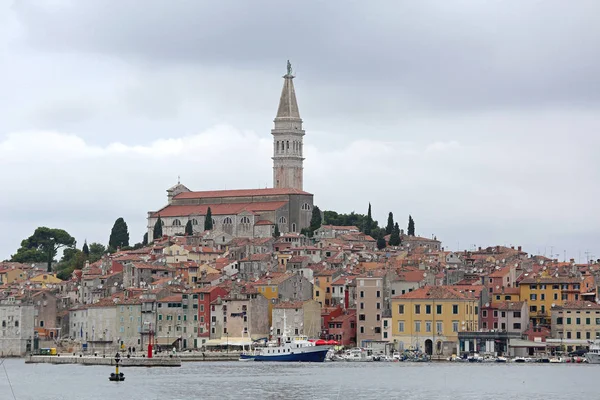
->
[0,359,597,400]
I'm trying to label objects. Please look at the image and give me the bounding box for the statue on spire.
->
[286,60,292,76]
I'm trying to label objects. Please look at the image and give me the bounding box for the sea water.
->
[0,359,595,400]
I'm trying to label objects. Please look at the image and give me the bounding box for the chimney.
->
[511,246,514,250]
[496,245,500,253]
[518,246,522,252]
[478,247,482,251]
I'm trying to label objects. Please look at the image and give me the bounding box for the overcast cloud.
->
[1,0,599,262]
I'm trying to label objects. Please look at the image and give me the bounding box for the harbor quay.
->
[25,354,181,367]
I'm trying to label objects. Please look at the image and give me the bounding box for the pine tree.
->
[389,222,401,246]
[386,212,394,235]
[273,224,281,238]
[408,215,415,236]
[364,203,373,236]
[142,232,148,246]
[109,217,130,249]
[185,220,193,235]
[376,231,387,250]
[204,207,213,231]
[82,240,89,256]
[153,216,163,239]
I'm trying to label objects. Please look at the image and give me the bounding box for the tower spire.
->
[272,61,305,191]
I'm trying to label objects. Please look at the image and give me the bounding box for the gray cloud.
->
[1,1,599,262]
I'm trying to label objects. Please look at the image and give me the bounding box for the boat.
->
[495,356,508,363]
[585,341,600,364]
[342,347,374,362]
[242,313,330,362]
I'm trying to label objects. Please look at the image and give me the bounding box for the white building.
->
[0,297,35,356]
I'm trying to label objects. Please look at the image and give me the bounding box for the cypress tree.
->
[309,205,322,232]
[386,212,394,235]
[389,222,401,246]
[142,232,148,246]
[376,231,387,250]
[273,224,281,238]
[204,207,213,231]
[82,240,89,256]
[185,220,193,235]
[364,203,373,236]
[153,216,163,239]
[109,217,130,249]
[408,215,415,236]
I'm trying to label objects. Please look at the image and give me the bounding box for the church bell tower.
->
[272,61,304,191]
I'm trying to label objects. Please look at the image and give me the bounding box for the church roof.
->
[276,75,300,120]
[152,201,288,218]
[174,188,310,200]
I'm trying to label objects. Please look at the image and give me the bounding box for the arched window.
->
[191,219,198,225]
[279,216,287,224]
[172,219,181,226]
[212,219,216,226]
[286,140,289,150]
[292,223,296,232]
[276,141,279,152]
[301,203,311,211]
[223,217,233,225]
[240,216,251,224]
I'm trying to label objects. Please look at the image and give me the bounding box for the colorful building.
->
[391,286,481,356]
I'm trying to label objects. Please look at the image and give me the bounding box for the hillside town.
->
[2,65,599,361]
[2,226,600,359]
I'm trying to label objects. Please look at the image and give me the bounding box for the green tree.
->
[88,242,106,263]
[204,208,213,231]
[82,240,89,256]
[376,231,387,250]
[10,227,76,272]
[364,203,373,236]
[389,222,401,246]
[153,216,163,239]
[273,224,281,238]
[309,205,322,231]
[109,217,130,250]
[386,212,394,235]
[408,215,415,236]
[142,232,148,246]
[185,220,193,235]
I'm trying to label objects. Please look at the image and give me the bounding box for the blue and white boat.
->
[240,335,330,362]
[239,313,330,362]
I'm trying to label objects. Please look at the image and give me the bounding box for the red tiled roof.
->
[556,301,600,310]
[255,220,274,226]
[393,285,481,300]
[159,294,183,302]
[152,202,288,218]
[254,272,292,285]
[174,188,311,199]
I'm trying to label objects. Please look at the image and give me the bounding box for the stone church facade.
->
[147,64,313,241]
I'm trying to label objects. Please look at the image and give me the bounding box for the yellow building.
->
[391,286,481,356]
[30,273,62,287]
[519,276,583,326]
[0,267,27,285]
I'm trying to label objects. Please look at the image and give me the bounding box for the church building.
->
[147,63,314,241]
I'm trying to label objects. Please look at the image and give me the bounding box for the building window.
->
[566,317,572,325]
[359,314,365,321]
[301,203,311,211]
[376,291,381,298]
[425,305,431,314]
[278,217,287,224]
[223,217,233,225]
[587,332,591,339]
[173,219,182,226]
[415,305,421,314]
[452,321,459,332]
[360,291,364,298]
[191,219,198,225]
[360,302,364,310]
[398,321,405,332]
[436,322,443,334]
[482,310,487,318]
[576,332,581,339]
[415,321,421,332]
[513,323,521,330]
[576,318,581,325]
[292,223,296,232]
[425,321,432,332]
[359,326,364,334]
[240,216,251,224]
[436,305,442,314]
[530,294,537,301]
[452,305,459,315]
[398,305,405,314]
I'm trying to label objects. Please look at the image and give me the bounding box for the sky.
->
[1,0,600,263]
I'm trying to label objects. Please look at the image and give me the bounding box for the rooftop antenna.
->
[177,175,180,185]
